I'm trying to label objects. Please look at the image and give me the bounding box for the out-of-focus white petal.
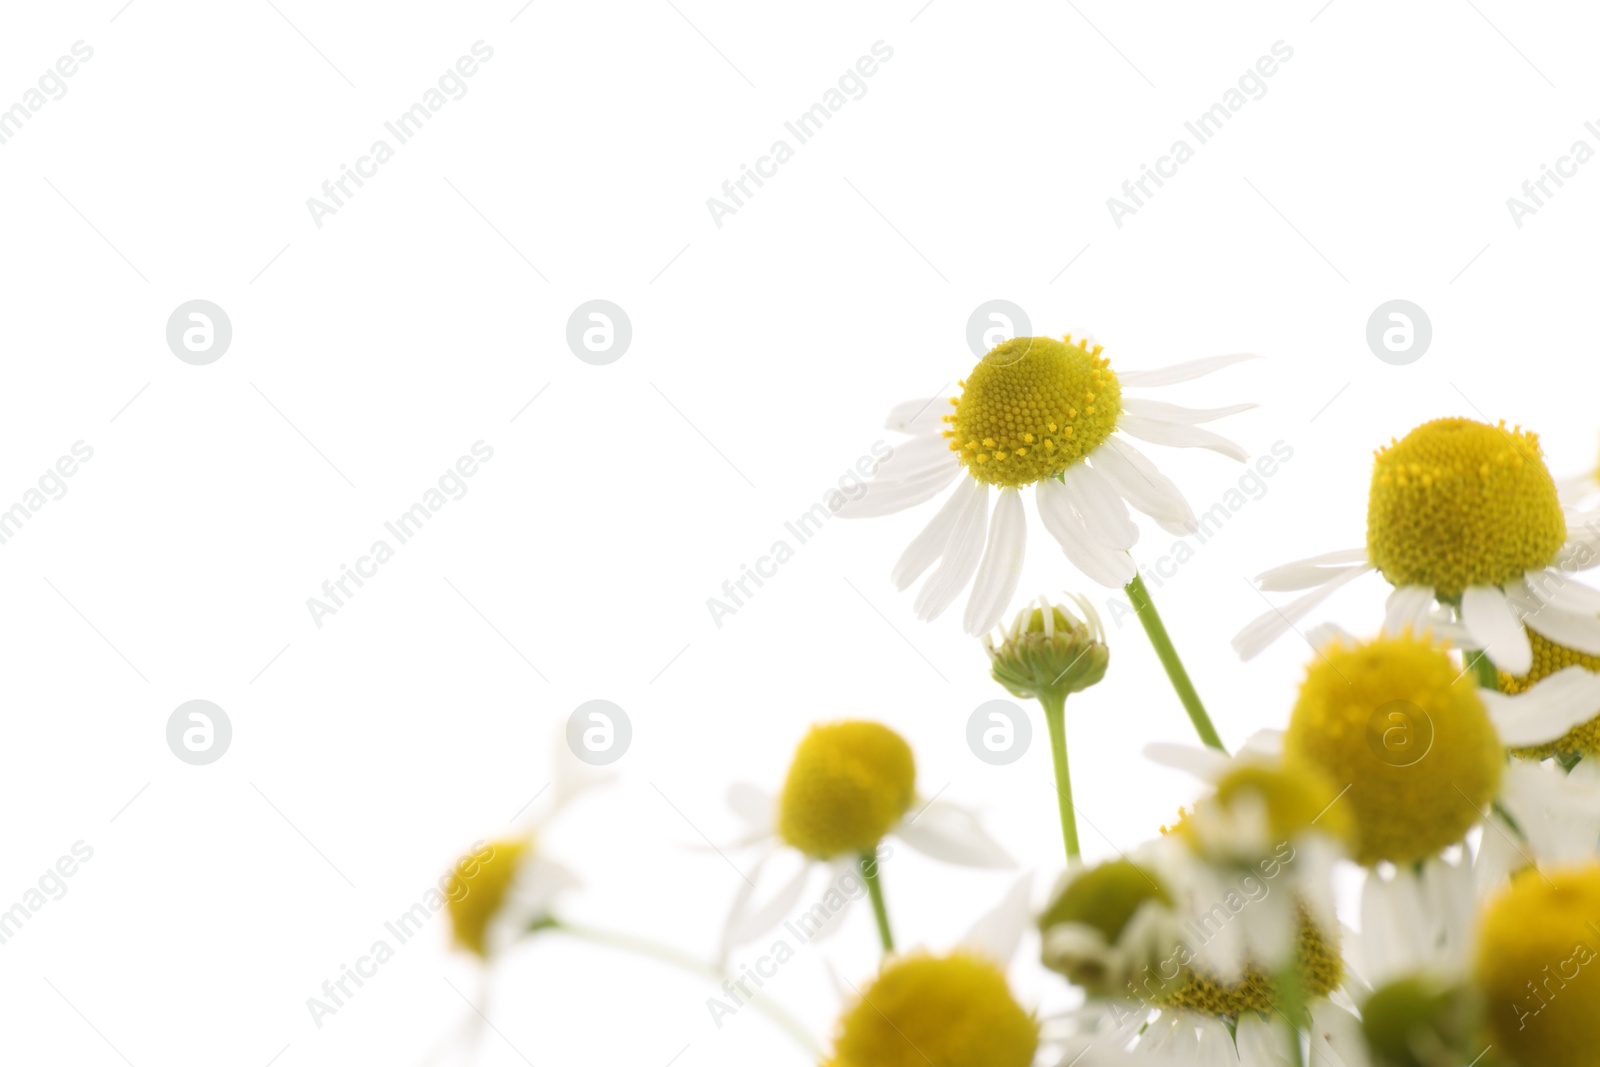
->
[726,782,775,833]
[896,797,1015,869]
[1461,584,1533,675]
[1233,565,1372,660]
[718,853,811,961]
[959,874,1033,965]
[1383,584,1438,636]
[1482,666,1600,746]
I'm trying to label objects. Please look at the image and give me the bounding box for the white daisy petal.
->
[891,484,971,591]
[1117,352,1257,388]
[1143,742,1233,781]
[1524,568,1600,615]
[1036,476,1137,588]
[1305,621,1355,650]
[1061,462,1139,550]
[1461,585,1533,675]
[1235,1012,1293,1067]
[914,479,988,621]
[1309,1002,1374,1067]
[959,873,1033,964]
[1120,397,1259,425]
[1383,584,1438,636]
[835,460,961,518]
[1117,415,1249,462]
[726,782,775,832]
[964,486,1027,635]
[1255,548,1371,590]
[1092,437,1199,536]
[1232,565,1372,660]
[1515,595,1600,658]
[896,797,1014,869]
[885,396,952,435]
[1482,666,1600,746]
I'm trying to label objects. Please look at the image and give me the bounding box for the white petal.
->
[1482,666,1600,746]
[720,855,811,956]
[1143,742,1232,781]
[1092,436,1199,536]
[960,873,1033,964]
[1305,621,1355,650]
[1036,477,1137,588]
[1235,1012,1294,1067]
[1117,414,1249,462]
[834,457,961,519]
[896,798,1014,869]
[1232,565,1372,660]
[1119,397,1258,424]
[890,485,969,591]
[964,487,1027,635]
[1061,462,1138,550]
[726,782,775,832]
[1499,760,1600,867]
[1517,596,1600,658]
[1255,548,1371,590]
[796,858,860,946]
[1383,584,1438,636]
[1461,585,1533,675]
[885,396,952,435]
[1117,352,1257,388]
[914,479,988,621]
[1524,569,1600,615]
[1309,1002,1374,1067]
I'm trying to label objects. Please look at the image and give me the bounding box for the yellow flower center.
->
[778,721,916,859]
[1158,909,1343,1016]
[1192,761,1354,853]
[1475,864,1600,1067]
[1284,633,1504,866]
[826,953,1038,1067]
[1499,629,1600,759]
[1367,418,1565,598]
[945,335,1122,488]
[447,836,530,957]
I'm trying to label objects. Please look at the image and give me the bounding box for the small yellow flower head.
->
[778,722,916,859]
[1285,632,1504,866]
[1184,759,1355,860]
[985,594,1110,702]
[1367,418,1565,599]
[825,953,1038,1067]
[1499,629,1600,759]
[1360,976,1479,1067]
[1038,859,1173,995]
[1158,908,1343,1016]
[1475,864,1600,1067]
[947,335,1122,488]
[447,836,531,957]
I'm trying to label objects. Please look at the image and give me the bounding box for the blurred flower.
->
[1038,849,1183,998]
[1235,418,1600,675]
[718,720,1011,962]
[839,336,1253,634]
[985,593,1110,703]
[446,835,576,958]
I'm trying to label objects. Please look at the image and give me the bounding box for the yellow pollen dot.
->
[1476,864,1600,1067]
[825,953,1038,1067]
[778,721,916,859]
[1158,909,1343,1016]
[447,836,531,957]
[1367,418,1566,598]
[1499,629,1600,758]
[977,454,989,463]
[949,336,1122,488]
[1284,632,1503,866]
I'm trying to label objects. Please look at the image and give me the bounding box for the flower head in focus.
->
[840,336,1254,634]
[985,593,1110,704]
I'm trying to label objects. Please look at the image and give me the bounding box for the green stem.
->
[544,919,822,1058]
[1040,691,1081,861]
[1471,648,1499,690]
[1125,573,1227,752]
[860,849,894,955]
[1278,960,1307,1067]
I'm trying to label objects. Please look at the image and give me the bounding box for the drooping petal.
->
[1514,588,1600,658]
[1523,568,1600,614]
[964,486,1027,635]
[1120,397,1258,424]
[1143,742,1233,781]
[1255,548,1371,592]
[834,459,961,518]
[959,874,1033,965]
[891,484,971,591]
[1091,437,1198,536]
[1036,476,1137,587]
[1483,667,1600,746]
[1116,415,1249,462]
[896,798,1014,869]
[1461,584,1533,675]
[726,782,775,832]
[1060,462,1138,551]
[1232,565,1372,660]
[914,479,988,621]
[718,852,811,961]
[1383,584,1438,635]
[1116,352,1257,388]
[885,396,953,435]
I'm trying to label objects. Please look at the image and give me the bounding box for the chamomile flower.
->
[446,834,577,958]
[719,721,1011,962]
[840,336,1254,635]
[1497,627,1600,759]
[1234,417,1600,675]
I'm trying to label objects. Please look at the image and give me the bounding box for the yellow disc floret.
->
[447,836,530,957]
[1284,632,1504,866]
[778,721,916,859]
[947,335,1122,488]
[1475,864,1600,1067]
[1158,909,1343,1016]
[1197,760,1355,854]
[1499,629,1600,758]
[826,953,1038,1067]
[1367,418,1565,598]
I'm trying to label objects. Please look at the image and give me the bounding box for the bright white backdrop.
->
[1,1,1597,1064]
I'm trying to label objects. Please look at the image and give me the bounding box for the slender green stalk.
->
[544,919,821,1058]
[1277,960,1307,1067]
[860,849,894,955]
[1471,649,1499,690]
[1040,691,1081,861]
[1125,573,1226,752]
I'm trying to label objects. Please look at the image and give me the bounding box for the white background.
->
[0,1,1596,1064]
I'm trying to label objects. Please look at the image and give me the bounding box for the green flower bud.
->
[985,594,1110,702]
